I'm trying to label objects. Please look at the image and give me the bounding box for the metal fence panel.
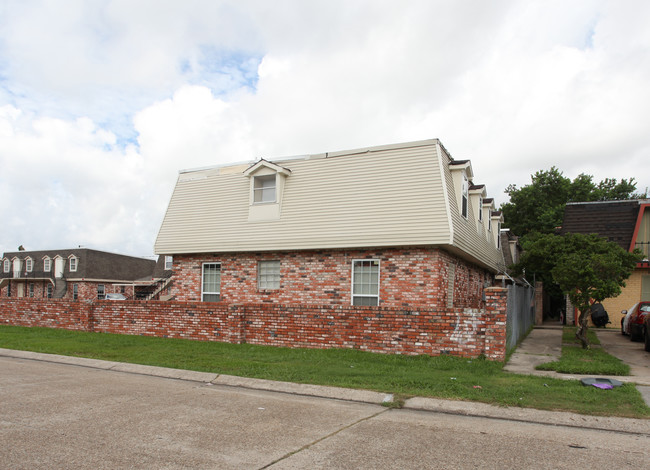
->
[506,284,535,351]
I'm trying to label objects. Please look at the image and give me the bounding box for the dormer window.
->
[3,259,10,273]
[478,196,483,222]
[244,159,291,222]
[25,258,33,272]
[44,257,51,272]
[461,175,469,219]
[69,256,78,272]
[449,160,473,220]
[253,174,276,203]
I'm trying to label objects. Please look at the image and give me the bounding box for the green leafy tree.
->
[514,233,643,348]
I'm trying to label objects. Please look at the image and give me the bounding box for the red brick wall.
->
[171,247,490,309]
[0,288,507,360]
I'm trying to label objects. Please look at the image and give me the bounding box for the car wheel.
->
[630,329,643,342]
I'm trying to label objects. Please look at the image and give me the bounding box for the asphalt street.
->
[1,355,648,469]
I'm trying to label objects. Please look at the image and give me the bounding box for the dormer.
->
[244,159,291,222]
[43,256,52,273]
[68,254,78,272]
[11,257,22,278]
[491,210,504,249]
[449,160,473,219]
[25,257,33,273]
[482,198,495,237]
[469,184,487,233]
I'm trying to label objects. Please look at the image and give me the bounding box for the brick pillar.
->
[483,287,507,361]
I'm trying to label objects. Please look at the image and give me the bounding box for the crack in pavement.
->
[257,408,391,469]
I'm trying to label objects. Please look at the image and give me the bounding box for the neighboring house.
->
[0,248,156,301]
[559,200,650,326]
[155,138,506,309]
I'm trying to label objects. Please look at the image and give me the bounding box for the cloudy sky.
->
[1,0,649,258]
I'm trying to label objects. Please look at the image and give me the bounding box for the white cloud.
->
[1,0,650,257]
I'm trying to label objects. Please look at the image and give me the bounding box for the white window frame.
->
[164,256,173,270]
[351,259,380,306]
[497,222,502,249]
[461,174,469,219]
[97,284,105,300]
[478,196,483,222]
[25,258,33,272]
[43,257,51,272]
[69,256,78,272]
[253,174,276,204]
[3,258,9,273]
[258,260,281,290]
[202,262,221,302]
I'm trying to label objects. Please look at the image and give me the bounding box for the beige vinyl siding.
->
[440,149,504,271]
[154,138,503,272]
[156,140,451,254]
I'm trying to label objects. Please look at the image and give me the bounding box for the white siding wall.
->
[155,139,504,272]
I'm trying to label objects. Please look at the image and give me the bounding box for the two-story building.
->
[0,248,157,301]
[154,139,506,309]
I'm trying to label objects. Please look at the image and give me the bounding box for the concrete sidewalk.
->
[1,345,648,435]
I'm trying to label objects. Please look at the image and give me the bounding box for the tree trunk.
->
[575,308,591,349]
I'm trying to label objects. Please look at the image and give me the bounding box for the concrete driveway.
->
[597,328,650,379]
[2,355,649,469]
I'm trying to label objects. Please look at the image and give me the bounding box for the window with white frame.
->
[26,258,33,272]
[461,174,469,218]
[352,259,380,306]
[253,174,276,203]
[497,222,502,249]
[164,256,173,270]
[69,257,77,272]
[478,196,483,222]
[488,215,492,232]
[44,257,51,272]
[258,260,280,290]
[97,284,105,300]
[202,263,221,302]
[3,259,9,273]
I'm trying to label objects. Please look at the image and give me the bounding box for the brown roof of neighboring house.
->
[559,200,640,250]
[0,248,156,281]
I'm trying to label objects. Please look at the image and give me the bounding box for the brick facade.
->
[171,247,491,310]
[0,289,507,360]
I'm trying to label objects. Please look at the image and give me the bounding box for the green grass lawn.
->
[536,327,631,376]
[1,325,648,418]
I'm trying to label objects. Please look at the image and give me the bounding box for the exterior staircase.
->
[53,278,67,298]
[145,276,173,301]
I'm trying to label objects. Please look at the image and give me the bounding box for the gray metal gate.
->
[506,283,535,351]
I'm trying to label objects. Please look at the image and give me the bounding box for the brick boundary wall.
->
[0,287,507,360]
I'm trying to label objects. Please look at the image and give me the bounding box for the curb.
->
[1,347,649,436]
